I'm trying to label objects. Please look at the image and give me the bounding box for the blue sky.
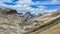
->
[31,0,60,11]
[0,0,60,15]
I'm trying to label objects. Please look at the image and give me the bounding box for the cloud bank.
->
[0,0,60,14]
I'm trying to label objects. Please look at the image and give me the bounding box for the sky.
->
[0,0,60,15]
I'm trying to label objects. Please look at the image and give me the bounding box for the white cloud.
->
[51,0,58,4]
[45,9,58,12]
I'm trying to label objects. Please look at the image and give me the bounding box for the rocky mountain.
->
[0,8,60,34]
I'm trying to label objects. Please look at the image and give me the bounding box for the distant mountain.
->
[0,8,17,15]
[33,9,60,21]
[18,12,37,19]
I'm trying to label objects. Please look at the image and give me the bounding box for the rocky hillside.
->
[0,8,22,34]
[29,10,60,34]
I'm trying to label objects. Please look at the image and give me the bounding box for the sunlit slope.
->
[39,23,60,34]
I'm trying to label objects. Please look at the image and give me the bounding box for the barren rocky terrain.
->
[0,8,60,34]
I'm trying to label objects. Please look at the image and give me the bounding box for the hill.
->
[0,8,60,34]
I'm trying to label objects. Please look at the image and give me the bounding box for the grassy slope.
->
[40,23,60,34]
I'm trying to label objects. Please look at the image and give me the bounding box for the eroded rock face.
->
[0,9,22,34]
